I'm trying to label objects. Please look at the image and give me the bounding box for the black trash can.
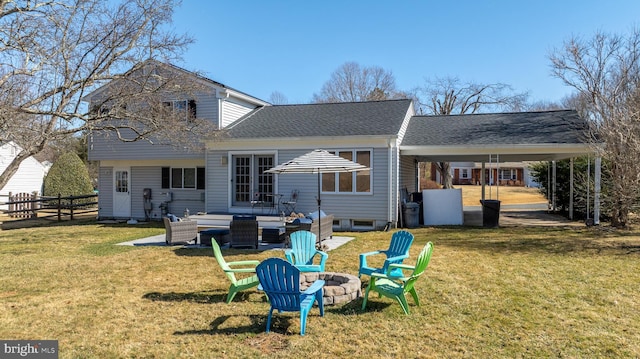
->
[403,202,420,228]
[480,200,501,228]
[411,192,424,225]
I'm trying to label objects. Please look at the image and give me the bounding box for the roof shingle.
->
[226,99,412,138]
[402,110,587,146]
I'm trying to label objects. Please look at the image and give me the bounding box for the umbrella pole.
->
[317,172,321,247]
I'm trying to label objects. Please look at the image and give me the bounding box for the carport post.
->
[569,158,574,220]
[552,161,557,212]
[480,162,486,201]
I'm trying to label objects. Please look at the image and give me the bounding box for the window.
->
[115,170,128,193]
[461,169,469,179]
[162,99,196,120]
[162,167,205,189]
[322,150,371,194]
[499,169,516,180]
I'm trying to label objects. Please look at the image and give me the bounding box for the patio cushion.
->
[292,218,312,225]
[200,228,231,246]
[307,210,327,220]
[233,215,257,221]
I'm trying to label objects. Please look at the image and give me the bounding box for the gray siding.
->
[130,167,161,220]
[205,150,231,214]
[264,148,393,230]
[97,165,206,221]
[204,147,396,230]
[399,155,418,193]
[130,166,205,220]
[88,88,216,161]
[89,130,204,161]
[194,92,219,124]
[97,167,113,219]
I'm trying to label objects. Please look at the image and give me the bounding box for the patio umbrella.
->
[265,149,369,245]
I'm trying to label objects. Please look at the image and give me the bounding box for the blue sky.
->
[171,1,640,105]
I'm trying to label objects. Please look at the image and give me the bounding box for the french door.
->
[232,154,274,207]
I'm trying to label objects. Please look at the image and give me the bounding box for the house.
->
[86,62,591,230]
[0,142,50,210]
[432,161,540,187]
[85,62,269,221]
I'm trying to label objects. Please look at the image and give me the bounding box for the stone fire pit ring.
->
[300,272,362,306]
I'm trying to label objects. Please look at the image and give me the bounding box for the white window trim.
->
[323,149,372,195]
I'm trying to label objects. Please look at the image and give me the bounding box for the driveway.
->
[463,203,584,227]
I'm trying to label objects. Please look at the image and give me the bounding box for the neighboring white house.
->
[0,142,50,210]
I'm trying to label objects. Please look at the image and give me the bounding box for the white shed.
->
[0,142,50,210]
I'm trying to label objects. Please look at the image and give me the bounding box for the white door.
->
[113,167,131,218]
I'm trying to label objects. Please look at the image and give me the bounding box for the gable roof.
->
[401,110,592,162]
[225,99,412,138]
[83,59,269,106]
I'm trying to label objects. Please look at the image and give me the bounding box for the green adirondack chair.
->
[361,241,433,315]
[211,240,260,303]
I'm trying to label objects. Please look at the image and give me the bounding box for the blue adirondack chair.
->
[358,230,414,278]
[362,242,434,315]
[285,230,328,272]
[255,258,325,335]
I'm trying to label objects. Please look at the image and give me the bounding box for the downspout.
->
[204,148,209,212]
[388,138,394,228]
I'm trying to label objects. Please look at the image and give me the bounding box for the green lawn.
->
[1,219,640,358]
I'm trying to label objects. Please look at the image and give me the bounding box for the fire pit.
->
[300,272,361,305]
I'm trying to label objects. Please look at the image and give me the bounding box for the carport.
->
[400,110,599,225]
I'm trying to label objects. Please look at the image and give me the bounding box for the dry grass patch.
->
[457,184,547,206]
[1,221,640,357]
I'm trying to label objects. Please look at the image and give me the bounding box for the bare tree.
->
[550,29,640,228]
[312,62,406,103]
[414,76,529,188]
[0,0,213,191]
[269,91,288,105]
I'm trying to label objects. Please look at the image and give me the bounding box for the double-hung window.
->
[162,99,197,120]
[499,169,516,180]
[321,150,371,194]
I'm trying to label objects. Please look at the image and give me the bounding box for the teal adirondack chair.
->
[211,240,260,303]
[358,230,414,278]
[285,230,328,272]
[361,241,434,315]
[256,258,325,335]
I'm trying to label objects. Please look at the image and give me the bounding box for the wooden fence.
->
[3,192,98,221]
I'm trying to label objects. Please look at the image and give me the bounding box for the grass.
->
[2,218,640,358]
[456,184,547,206]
